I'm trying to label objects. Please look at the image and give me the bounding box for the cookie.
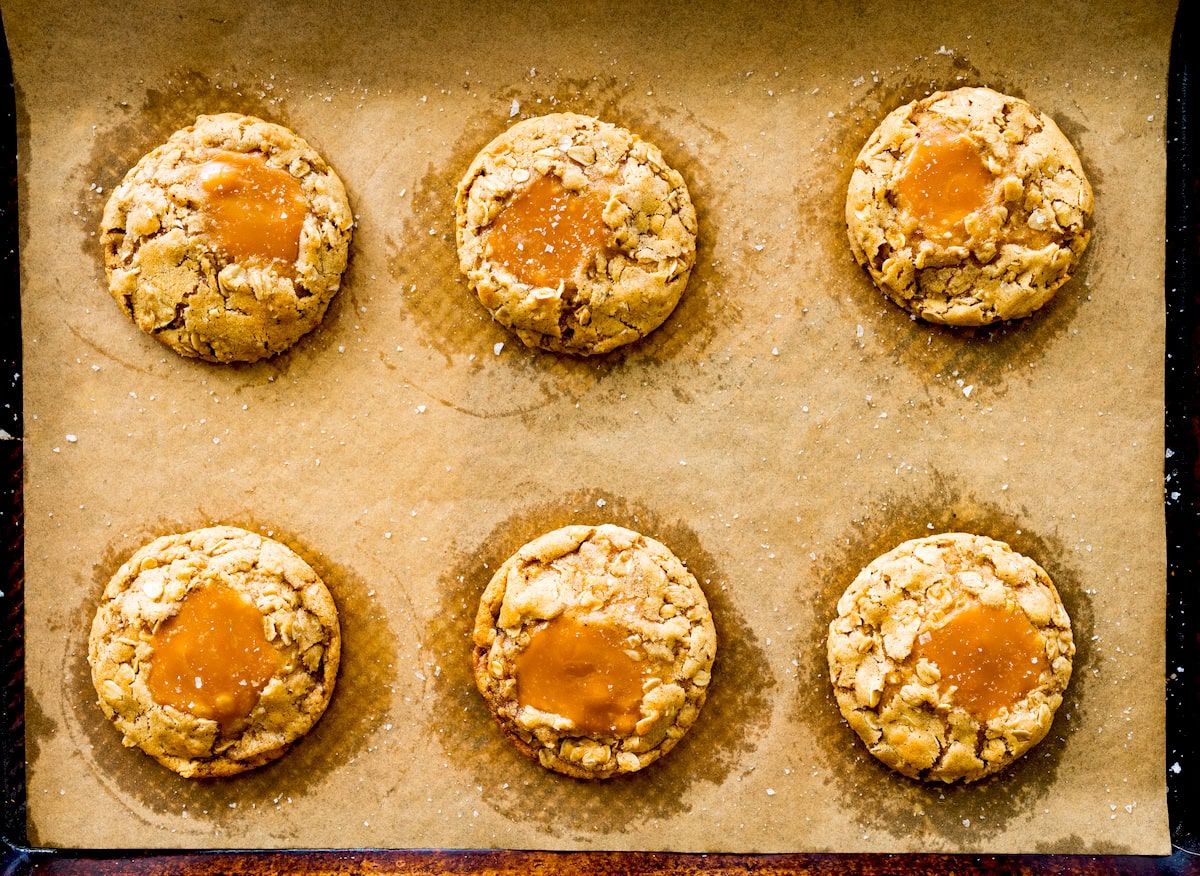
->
[472,524,716,779]
[826,532,1074,783]
[101,113,354,363]
[846,87,1093,326]
[456,113,697,355]
[88,526,340,778]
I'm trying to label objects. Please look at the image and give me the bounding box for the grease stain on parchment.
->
[385,73,736,416]
[73,70,359,382]
[791,473,1095,850]
[76,71,295,276]
[61,516,395,838]
[802,55,1098,402]
[424,489,774,840]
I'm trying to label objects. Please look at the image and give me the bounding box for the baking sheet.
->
[2,0,1174,854]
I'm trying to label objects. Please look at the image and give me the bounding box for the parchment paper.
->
[3,0,1174,853]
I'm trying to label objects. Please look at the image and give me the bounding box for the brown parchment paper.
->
[3,0,1174,854]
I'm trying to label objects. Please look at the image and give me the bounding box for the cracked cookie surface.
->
[826,532,1074,783]
[472,524,716,779]
[101,113,353,363]
[846,87,1092,326]
[88,526,340,778]
[456,113,697,355]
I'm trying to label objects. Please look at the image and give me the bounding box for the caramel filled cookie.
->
[456,113,697,355]
[101,113,353,363]
[472,524,716,778]
[88,526,340,777]
[846,87,1092,326]
[827,532,1074,783]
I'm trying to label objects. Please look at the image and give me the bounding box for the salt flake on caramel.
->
[147,582,281,733]
[894,128,996,240]
[910,601,1045,720]
[514,612,646,736]
[485,174,611,288]
[193,151,307,266]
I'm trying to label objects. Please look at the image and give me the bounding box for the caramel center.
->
[910,601,1045,720]
[894,129,995,239]
[193,151,307,265]
[485,174,611,288]
[514,613,646,736]
[147,582,281,733]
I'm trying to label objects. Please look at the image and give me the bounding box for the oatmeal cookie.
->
[826,532,1074,783]
[101,113,353,363]
[846,87,1093,326]
[88,526,341,778]
[456,113,697,355]
[472,524,717,779]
